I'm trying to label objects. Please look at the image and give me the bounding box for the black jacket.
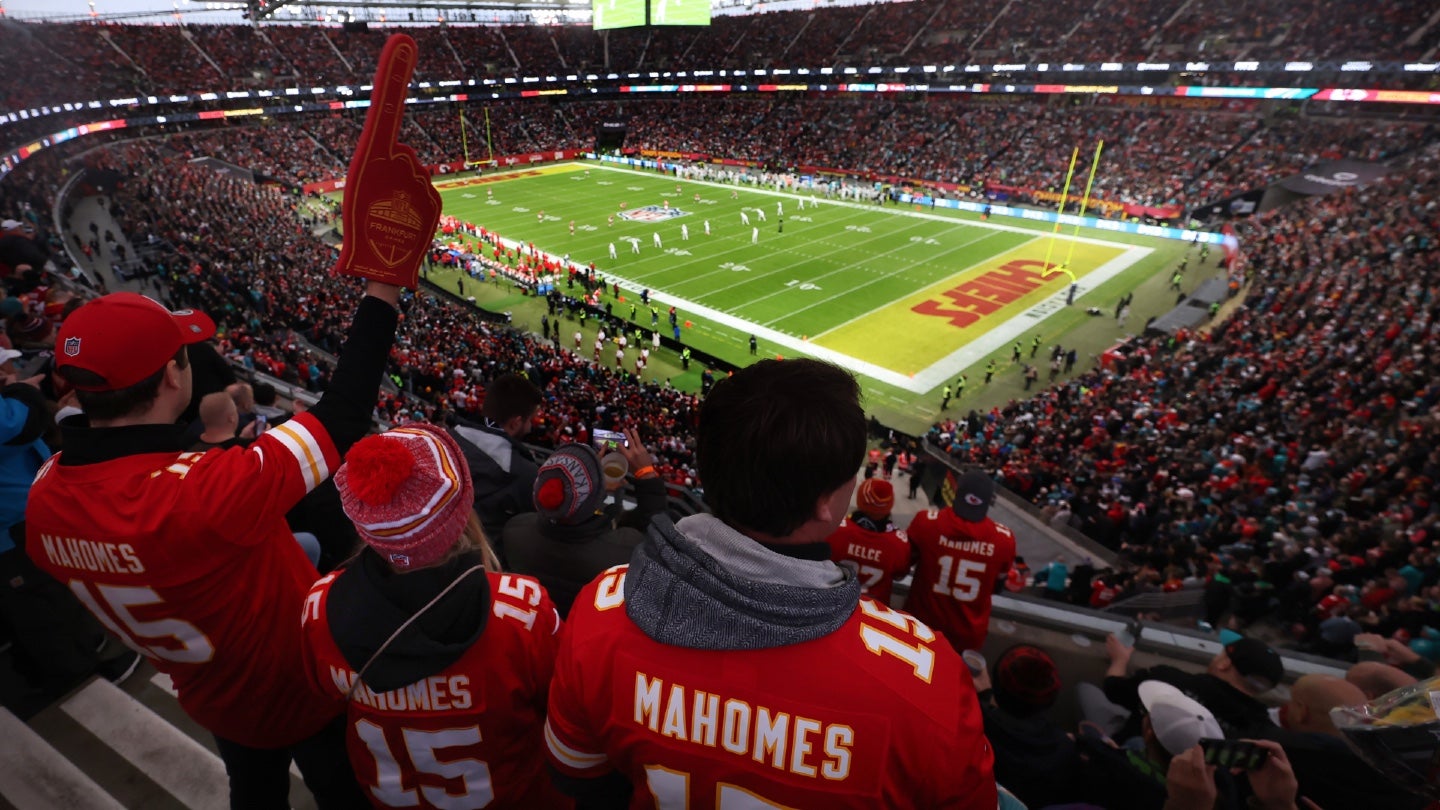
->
[1105,665,1273,738]
[326,548,490,692]
[501,475,667,616]
[448,420,539,550]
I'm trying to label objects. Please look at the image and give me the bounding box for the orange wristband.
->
[633,465,657,479]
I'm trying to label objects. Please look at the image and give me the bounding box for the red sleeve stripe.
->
[266,420,329,492]
[544,719,608,772]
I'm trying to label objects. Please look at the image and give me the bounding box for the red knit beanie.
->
[856,478,895,519]
[335,423,474,570]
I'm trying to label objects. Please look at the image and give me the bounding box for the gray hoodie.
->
[624,513,862,650]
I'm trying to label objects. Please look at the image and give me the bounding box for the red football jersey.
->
[824,518,913,605]
[902,508,1016,653]
[301,570,571,810]
[26,413,343,747]
[545,566,997,809]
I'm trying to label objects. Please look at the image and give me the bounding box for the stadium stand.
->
[2,0,1439,109]
[929,141,1440,657]
[2,6,1440,807]
[12,97,1433,663]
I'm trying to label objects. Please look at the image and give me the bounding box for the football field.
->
[428,161,1190,421]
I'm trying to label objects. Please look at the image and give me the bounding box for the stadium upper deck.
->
[1,0,1437,112]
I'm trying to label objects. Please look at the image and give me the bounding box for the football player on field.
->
[545,359,997,809]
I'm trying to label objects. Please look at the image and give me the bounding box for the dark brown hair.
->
[697,359,865,537]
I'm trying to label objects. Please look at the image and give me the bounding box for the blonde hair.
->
[449,511,502,573]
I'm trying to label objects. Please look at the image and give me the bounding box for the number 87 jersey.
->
[902,507,1016,654]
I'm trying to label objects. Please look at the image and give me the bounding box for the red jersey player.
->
[546,359,996,809]
[904,469,1016,653]
[824,478,913,604]
[300,424,570,809]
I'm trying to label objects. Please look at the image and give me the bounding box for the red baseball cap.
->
[57,293,215,391]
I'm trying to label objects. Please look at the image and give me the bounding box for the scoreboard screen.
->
[593,0,646,29]
[651,0,711,25]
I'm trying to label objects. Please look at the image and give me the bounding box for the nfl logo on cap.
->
[63,337,81,357]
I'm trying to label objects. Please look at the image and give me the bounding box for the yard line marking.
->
[445,163,1152,392]
[589,161,1137,250]
[631,207,887,291]
[672,216,941,308]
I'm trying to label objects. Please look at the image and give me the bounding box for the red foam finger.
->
[355,34,419,162]
[334,33,442,289]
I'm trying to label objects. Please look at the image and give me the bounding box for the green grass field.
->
[418,161,1216,433]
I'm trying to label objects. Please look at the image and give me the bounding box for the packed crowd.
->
[92,139,703,488]
[159,124,344,187]
[579,96,1432,210]
[19,91,1432,676]
[186,24,300,83]
[3,0,1439,113]
[2,39,1439,809]
[98,96,1434,229]
[929,140,1440,668]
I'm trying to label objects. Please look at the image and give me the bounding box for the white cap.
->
[1139,680,1224,756]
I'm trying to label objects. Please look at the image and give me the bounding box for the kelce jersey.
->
[26,413,342,748]
[300,570,571,810]
[824,518,912,605]
[902,508,1016,653]
[545,566,997,810]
